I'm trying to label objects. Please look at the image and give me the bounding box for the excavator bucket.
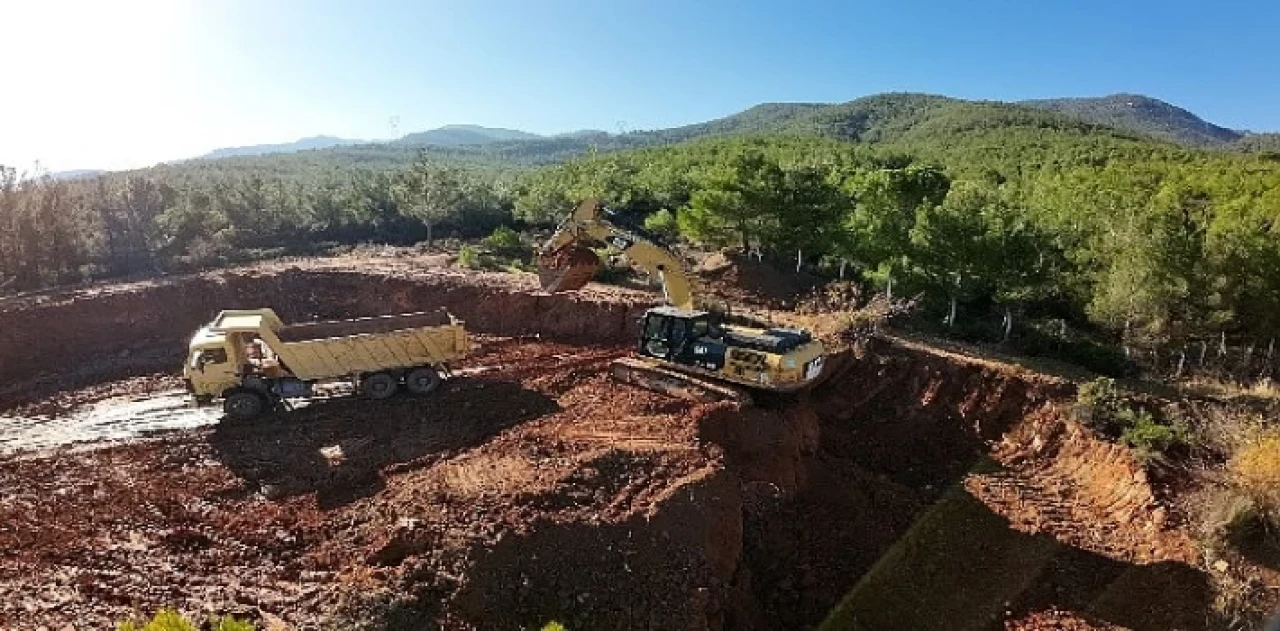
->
[538,244,601,293]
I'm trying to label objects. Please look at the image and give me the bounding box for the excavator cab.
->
[637,306,727,372]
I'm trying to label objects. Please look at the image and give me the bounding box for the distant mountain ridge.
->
[201,135,366,159]
[197,125,545,161]
[172,93,1280,167]
[394,124,542,147]
[49,169,106,181]
[1020,94,1244,148]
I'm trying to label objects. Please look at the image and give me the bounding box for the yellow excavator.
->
[538,199,826,404]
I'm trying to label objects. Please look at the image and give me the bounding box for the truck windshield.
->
[194,348,228,368]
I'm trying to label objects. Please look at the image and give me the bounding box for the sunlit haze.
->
[2,0,1278,171]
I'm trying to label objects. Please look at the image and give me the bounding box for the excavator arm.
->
[538,199,695,311]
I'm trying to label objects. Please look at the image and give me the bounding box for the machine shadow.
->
[208,377,560,509]
[819,481,1213,631]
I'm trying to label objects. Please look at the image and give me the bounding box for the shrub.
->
[1118,408,1188,459]
[1073,377,1187,459]
[481,225,529,258]
[118,609,254,631]
[1230,431,1280,518]
[456,244,481,269]
[1196,431,1280,569]
[643,209,679,241]
[1071,377,1126,433]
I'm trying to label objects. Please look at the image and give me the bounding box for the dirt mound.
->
[696,251,823,309]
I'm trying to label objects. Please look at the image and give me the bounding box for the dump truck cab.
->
[185,324,243,403]
[183,309,289,401]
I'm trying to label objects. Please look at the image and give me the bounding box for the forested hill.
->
[1020,94,1244,148]
[177,92,1272,172]
[146,93,1163,176]
[394,124,542,147]
[201,135,365,160]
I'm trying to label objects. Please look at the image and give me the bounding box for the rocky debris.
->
[1004,608,1125,630]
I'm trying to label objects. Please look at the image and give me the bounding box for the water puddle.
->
[0,390,221,455]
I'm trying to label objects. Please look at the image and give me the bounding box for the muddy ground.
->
[0,255,1249,630]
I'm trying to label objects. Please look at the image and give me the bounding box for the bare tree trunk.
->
[886,274,893,301]
[1266,339,1276,381]
[947,272,960,327]
[1002,306,1013,343]
[796,248,803,273]
[839,258,847,279]
[1241,342,1256,382]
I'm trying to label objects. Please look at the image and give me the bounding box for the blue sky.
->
[2,0,1277,170]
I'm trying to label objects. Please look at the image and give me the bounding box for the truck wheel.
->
[362,372,399,400]
[223,390,266,421]
[405,366,441,395]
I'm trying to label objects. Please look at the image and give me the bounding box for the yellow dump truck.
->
[183,308,469,420]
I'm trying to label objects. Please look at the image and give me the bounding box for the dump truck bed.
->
[277,310,453,342]
[269,311,467,381]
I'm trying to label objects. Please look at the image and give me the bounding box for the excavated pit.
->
[0,257,1216,630]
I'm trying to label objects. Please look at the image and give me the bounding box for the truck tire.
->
[361,372,399,400]
[223,390,267,421]
[405,366,441,395]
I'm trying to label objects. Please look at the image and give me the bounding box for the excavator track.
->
[609,357,753,406]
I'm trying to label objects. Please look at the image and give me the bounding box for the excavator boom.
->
[537,199,695,310]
